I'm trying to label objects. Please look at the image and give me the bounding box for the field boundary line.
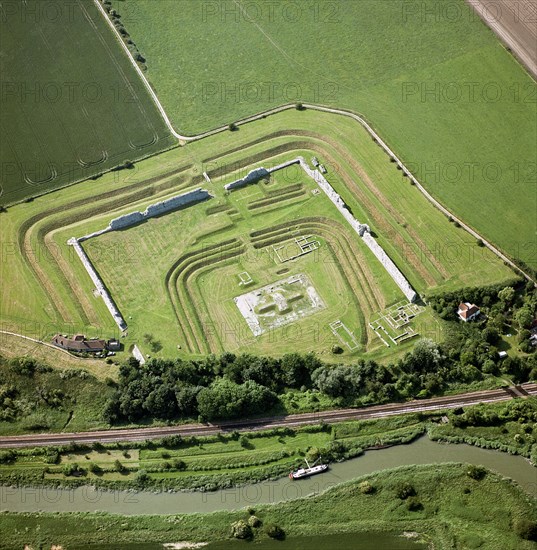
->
[466,0,537,80]
[93,0,182,140]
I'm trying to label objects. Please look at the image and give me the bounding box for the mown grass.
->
[0,108,513,361]
[1,463,535,549]
[116,0,537,269]
[0,0,175,204]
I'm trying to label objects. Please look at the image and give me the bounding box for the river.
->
[74,532,427,550]
[1,437,535,516]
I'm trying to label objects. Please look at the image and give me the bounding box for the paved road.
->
[1,384,536,449]
[467,0,537,79]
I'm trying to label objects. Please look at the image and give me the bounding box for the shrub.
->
[172,459,187,471]
[466,464,486,480]
[162,435,183,448]
[43,450,60,465]
[513,518,537,541]
[230,520,252,539]
[88,462,102,474]
[265,523,285,540]
[10,357,38,376]
[228,123,237,131]
[0,450,16,464]
[114,459,125,473]
[359,480,375,494]
[248,515,262,528]
[395,481,416,500]
[331,345,344,355]
[406,496,423,511]
[63,463,85,477]
[135,469,150,485]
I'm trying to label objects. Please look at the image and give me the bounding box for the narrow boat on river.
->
[289,457,328,480]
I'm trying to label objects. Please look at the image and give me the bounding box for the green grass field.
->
[0,0,176,204]
[0,108,515,360]
[116,0,537,269]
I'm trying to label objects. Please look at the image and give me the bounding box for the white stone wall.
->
[109,211,145,230]
[296,157,417,302]
[132,344,146,365]
[362,233,417,302]
[268,159,301,173]
[78,228,111,242]
[224,167,270,190]
[68,189,212,332]
[144,188,211,218]
[108,188,212,231]
[67,238,127,331]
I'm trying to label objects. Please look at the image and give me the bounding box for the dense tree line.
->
[103,353,321,423]
[103,331,537,424]
[429,279,536,356]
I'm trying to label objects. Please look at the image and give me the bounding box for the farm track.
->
[85,8,535,283]
[2,383,536,449]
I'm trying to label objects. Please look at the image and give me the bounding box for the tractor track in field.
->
[1,383,536,449]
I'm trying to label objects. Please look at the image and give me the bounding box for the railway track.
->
[1,384,535,449]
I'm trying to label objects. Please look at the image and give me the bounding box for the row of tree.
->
[104,334,537,424]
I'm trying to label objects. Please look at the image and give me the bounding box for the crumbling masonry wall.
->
[67,238,127,331]
[69,188,213,330]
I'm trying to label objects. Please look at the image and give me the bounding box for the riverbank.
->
[1,462,535,549]
[1,399,535,494]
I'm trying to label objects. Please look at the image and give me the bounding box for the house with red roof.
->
[457,302,481,322]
